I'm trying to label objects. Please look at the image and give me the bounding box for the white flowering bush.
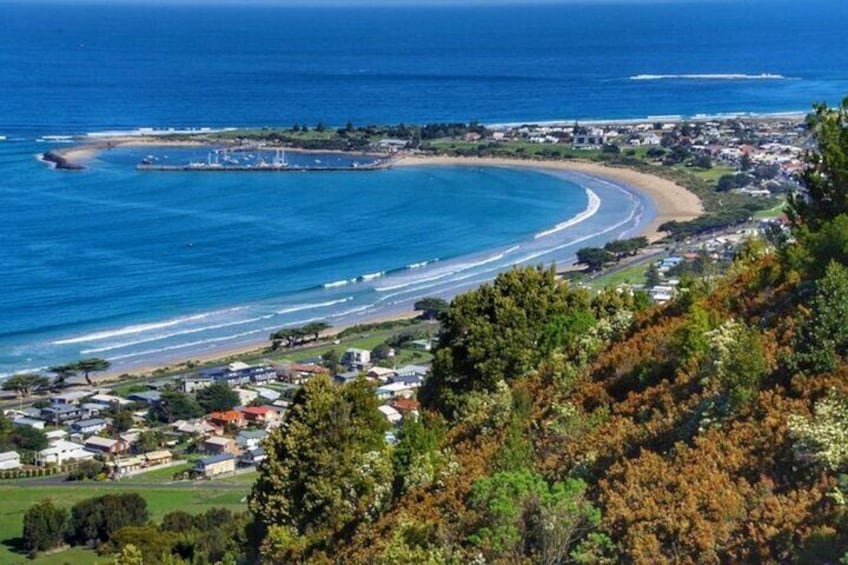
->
[788,390,848,471]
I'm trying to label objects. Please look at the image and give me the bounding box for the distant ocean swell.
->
[629,73,793,81]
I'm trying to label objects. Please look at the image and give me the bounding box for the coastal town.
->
[0,327,435,482]
[9,114,810,484]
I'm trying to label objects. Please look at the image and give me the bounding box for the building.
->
[390,397,421,417]
[394,364,429,380]
[342,348,371,370]
[71,418,108,435]
[0,451,22,470]
[144,450,173,467]
[12,416,45,430]
[367,367,396,383]
[174,419,216,437]
[375,382,418,401]
[128,390,162,405]
[194,454,237,478]
[207,410,245,429]
[41,404,82,425]
[278,363,329,384]
[238,406,279,426]
[84,436,128,456]
[236,429,268,451]
[239,447,267,466]
[49,390,94,405]
[203,435,239,455]
[110,456,145,476]
[197,362,276,388]
[36,440,95,466]
[89,393,132,407]
[377,405,402,425]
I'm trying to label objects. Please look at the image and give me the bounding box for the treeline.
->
[22,493,246,564]
[576,236,650,271]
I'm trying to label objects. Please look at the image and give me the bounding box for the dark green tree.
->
[576,247,615,272]
[69,493,148,546]
[149,391,203,423]
[196,382,240,413]
[420,266,592,417]
[22,499,69,554]
[2,373,50,398]
[112,409,135,433]
[48,364,77,389]
[788,98,848,231]
[413,297,449,320]
[73,358,110,385]
[301,321,330,342]
[790,261,848,374]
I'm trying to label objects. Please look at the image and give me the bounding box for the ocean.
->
[0,0,846,374]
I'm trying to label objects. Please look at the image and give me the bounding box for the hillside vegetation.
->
[243,99,848,564]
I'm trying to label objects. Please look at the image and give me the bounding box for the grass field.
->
[0,483,249,565]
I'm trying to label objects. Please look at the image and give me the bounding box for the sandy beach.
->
[395,155,704,242]
[55,147,703,383]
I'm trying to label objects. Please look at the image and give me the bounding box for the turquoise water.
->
[0,142,651,373]
[3,0,844,373]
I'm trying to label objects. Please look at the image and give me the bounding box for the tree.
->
[576,247,615,272]
[413,297,448,320]
[69,493,148,546]
[48,364,77,389]
[9,424,48,452]
[790,261,848,374]
[23,499,69,554]
[468,471,600,563]
[604,237,649,260]
[73,358,110,385]
[196,382,240,413]
[645,262,661,288]
[420,266,592,417]
[301,321,330,343]
[2,373,49,398]
[112,410,135,433]
[149,391,203,423]
[136,430,162,453]
[249,376,391,557]
[788,98,848,231]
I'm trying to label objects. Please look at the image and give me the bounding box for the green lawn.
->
[0,484,249,565]
[586,261,651,289]
[753,198,787,219]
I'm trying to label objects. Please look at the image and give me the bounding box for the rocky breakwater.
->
[42,150,84,170]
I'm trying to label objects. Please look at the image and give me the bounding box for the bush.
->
[23,499,69,554]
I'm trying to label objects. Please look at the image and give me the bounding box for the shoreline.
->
[394,155,704,242]
[34,147,703,384]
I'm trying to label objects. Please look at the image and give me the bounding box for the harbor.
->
[136,147,393,172]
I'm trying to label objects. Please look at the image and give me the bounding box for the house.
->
[174,419,216,436]
[198,362,276,387]
[183,375,214,394]
[84,436,128,456]
[394,364,429,380]
[0,451,22,470]
[334,370,361,385]
[278,363,329,384]
[203,435,239,455]
[110,456,145,476]
[194,454,236,478]
[390,397,421,416]
[44,429,67,442]
[375,382,417,401]
[238,406,279,426]
[207,410,245,429]
[49,390,94,405]
[36,440,95,466]
[239,447,267,466]
[236,429,268,451]
[367,367,395,383]
[128,390,162,405]
[342,348,371,370]
[79,403,106,418]
[409,339,434,352]
[377,405,402,425]
[89,393,132,407]
[254,387,281,402]
[144,450,173,467]
[71,418,108,435]
[41,404,82,425]
[12,417,45,430]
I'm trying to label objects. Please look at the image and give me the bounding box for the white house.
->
[377,405,402,425]
[36,440,95,466]
[342,348,371,370]
[0,451,22,470]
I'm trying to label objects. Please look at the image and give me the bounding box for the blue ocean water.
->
[0,0,845,373]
